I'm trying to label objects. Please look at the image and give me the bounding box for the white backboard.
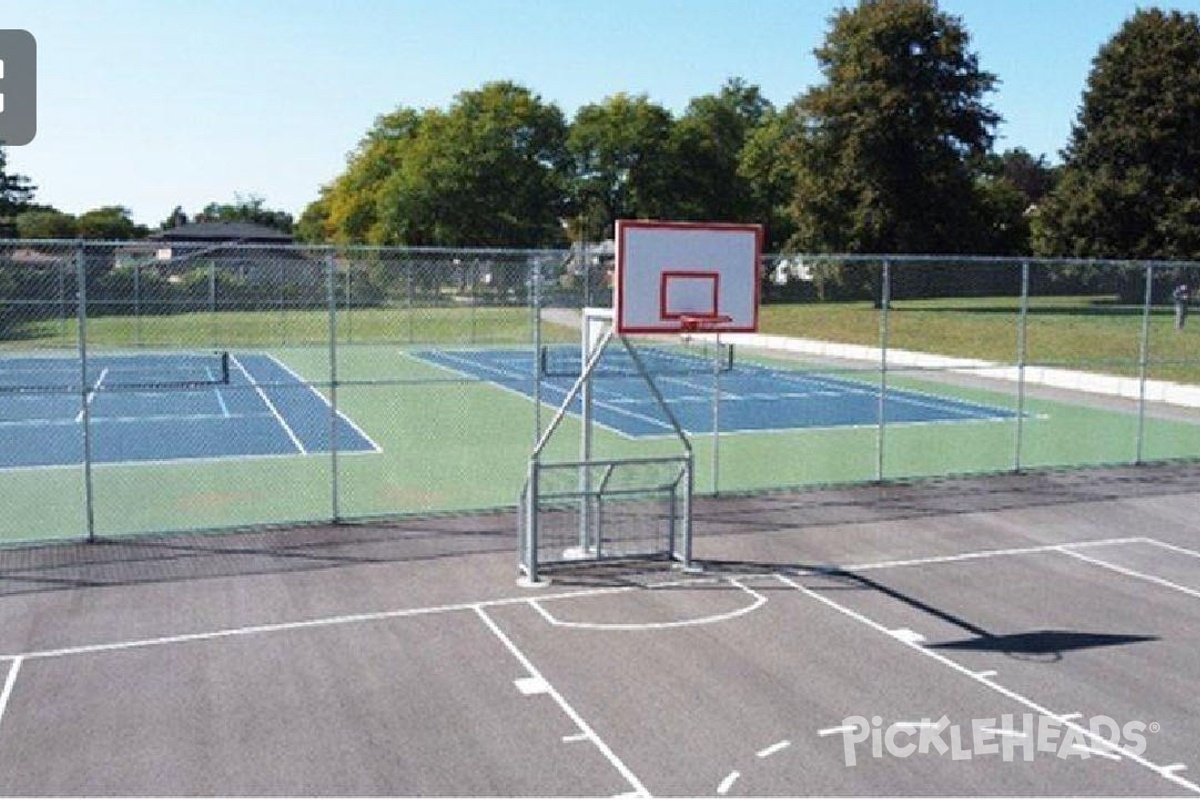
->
[614,220,762,334]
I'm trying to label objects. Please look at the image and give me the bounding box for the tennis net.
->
[539,341,733,379]
[0,351,231,394]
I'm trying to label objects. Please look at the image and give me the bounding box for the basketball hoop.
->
[678,313,733,333]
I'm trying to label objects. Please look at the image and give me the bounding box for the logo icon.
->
[0,30,37,145]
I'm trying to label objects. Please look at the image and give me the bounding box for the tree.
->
[0,146,37,236]
[194,194,293,233]
[373,82,569,247]
[669,78,774,223]
[160,206,188,229]
[787,0,1000,261]
[15,208,77,239]
[295,190,332,243]
[739,104,803,251]
[75,206,145,240]
[1032,8,1200,263]
[565,93,676,240]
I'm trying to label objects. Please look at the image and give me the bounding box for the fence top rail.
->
[3,239,1198,270]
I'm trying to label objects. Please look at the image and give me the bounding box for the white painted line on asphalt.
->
[975,670,998,679]
[9,585,635,661]
[890,628,926,644]
[1143,538,1200,561]
[474,606,650,799]
[562,733,589,744]
[529,578,768,631]
[1070,744,1122,761]
[756,740,790,759]
[776,572,1200,795]
[817,724,858,737]
[1057,547,1200,600]
[0,657,23,735]
[836,537,1145,573]
[514,676,550,696]
[716,771,740,795]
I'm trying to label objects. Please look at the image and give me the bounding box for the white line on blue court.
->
[263,354,384,453]
[776,572,1200,795]
[205,366,231,418]
[418,349,673,436]
[74,367,108,423]
[229,354,307,455]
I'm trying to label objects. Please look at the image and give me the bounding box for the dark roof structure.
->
[148,221,294,243]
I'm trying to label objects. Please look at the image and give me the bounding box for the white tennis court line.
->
[262,354,383,454]
[229,354,306,455]
[1056,546,1200,600]
[0,657,22,738]
[0,443,379,476]
[474,606,650,798]
[776,572,1200,795]
[205,367,231,418]
[74,367,108,423]
[412,349,670,438]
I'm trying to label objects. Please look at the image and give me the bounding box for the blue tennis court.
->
[0,352,379,470]
[416,346,1019,439]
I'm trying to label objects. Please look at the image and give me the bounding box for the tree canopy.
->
[787,0,1001,255]
[1033,8,1200,260]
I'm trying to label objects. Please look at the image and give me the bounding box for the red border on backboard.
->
[660,271,720,320]
[615,220,763,335]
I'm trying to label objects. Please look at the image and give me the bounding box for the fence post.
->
[531,257,542,448]
[133,257,142,347]
[1136,262,1154,465]
[327,252,341,522]
[76,242,97,542]
[876,259,891,482]
[1014,261,1030,472]
[208,260,217,347]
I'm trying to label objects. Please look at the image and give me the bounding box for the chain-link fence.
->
[3,240,1200,545]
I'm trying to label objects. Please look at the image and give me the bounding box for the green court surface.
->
[4,339,1200,545]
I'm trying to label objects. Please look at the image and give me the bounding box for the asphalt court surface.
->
[415,346,1018,437]
[0,464,1198,795]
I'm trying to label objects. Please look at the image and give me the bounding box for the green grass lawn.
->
[761,295,1200,384]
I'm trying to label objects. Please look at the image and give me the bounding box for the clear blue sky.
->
[3,0,1199,227]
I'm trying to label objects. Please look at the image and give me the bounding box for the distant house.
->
[123,222,322,288]
[148,221,294,247]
